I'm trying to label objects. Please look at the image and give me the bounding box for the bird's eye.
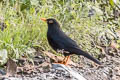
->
[48,20,53,23]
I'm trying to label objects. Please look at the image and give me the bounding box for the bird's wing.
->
[47,31,79,51]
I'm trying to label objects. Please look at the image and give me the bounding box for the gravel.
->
[1,51,120,80]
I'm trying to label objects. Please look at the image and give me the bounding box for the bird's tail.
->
[75,48,102,65]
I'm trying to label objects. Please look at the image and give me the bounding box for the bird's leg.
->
[59,56,70,65]
[64,56,70,65]
[53,56,67,64]
[60,56,68,64]
[53,56,70,66]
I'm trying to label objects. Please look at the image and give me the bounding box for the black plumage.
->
[41,18,101,65]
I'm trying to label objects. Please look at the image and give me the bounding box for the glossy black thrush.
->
[41,18,101,65]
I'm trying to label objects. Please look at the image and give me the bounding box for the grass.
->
[0,0,119,65]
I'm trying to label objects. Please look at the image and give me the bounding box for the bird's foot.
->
[53,56,71,66]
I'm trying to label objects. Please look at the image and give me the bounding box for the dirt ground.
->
[0,49,120,80]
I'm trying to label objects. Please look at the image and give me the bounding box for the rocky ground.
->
[0,49,120,80]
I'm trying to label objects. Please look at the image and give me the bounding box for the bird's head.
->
[41,18,60,28]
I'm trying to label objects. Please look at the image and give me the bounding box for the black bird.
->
[41,18,101,65]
